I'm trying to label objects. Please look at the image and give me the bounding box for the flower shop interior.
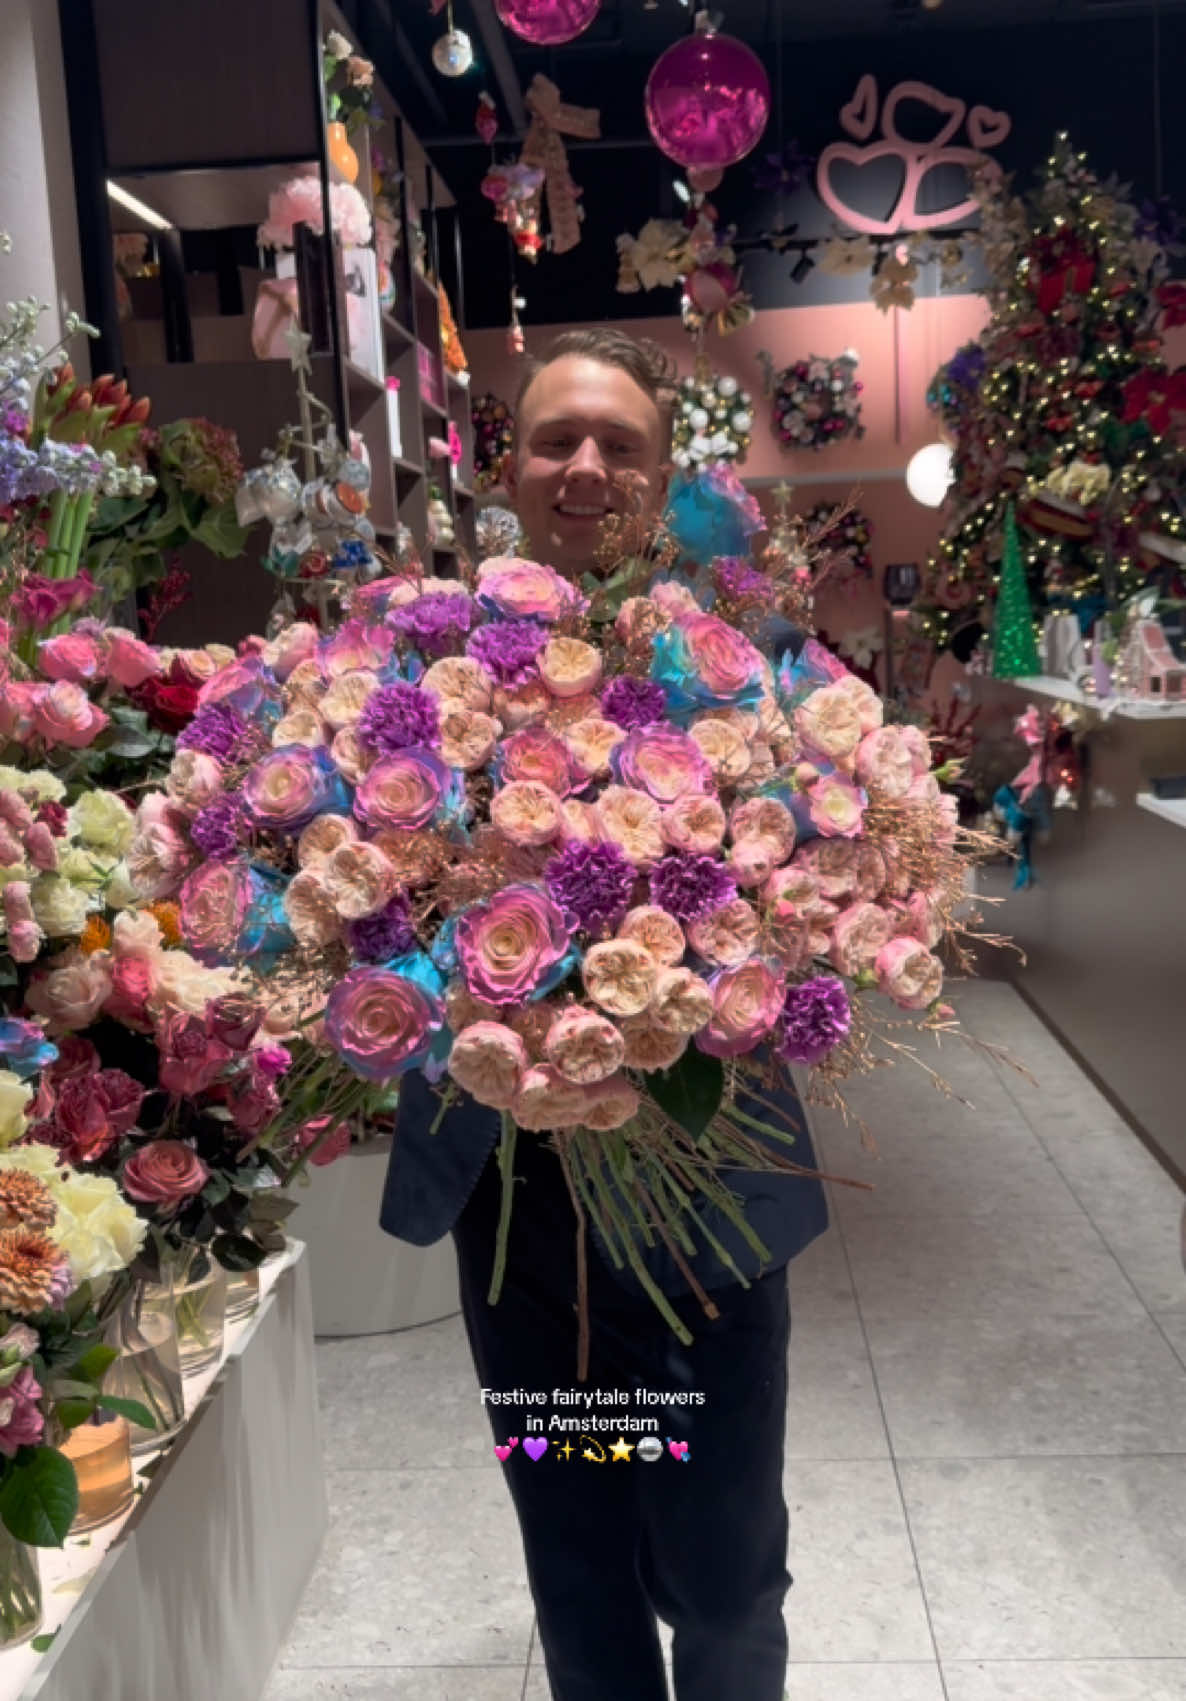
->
[2,0,1186,1698]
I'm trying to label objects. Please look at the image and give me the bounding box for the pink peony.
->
[455,884,571,1008]
[874,935,944,1010]
[128,793,198,900]
[544,1006,625,1085]
[447,1021,528,1109]
[25,950,113,1033]
[695,958,785,1057]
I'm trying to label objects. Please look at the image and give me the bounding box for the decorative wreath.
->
[807,502,874,581]
[471,392,515,492]
[771,351,865,453]
[672,370,754,471]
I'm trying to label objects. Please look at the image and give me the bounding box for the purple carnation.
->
[190,793,246,861]
[357,682,440,755]
[388,592,474,658]
[177,702,252,762]
[545,841,637,937]
[347,894,417,964]
[713,555,772,605]
[775,976,852,1066]
[648,852,736,924]
[466,618,548,687]
[600,675,668,731]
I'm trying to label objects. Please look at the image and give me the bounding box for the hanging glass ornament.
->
[494,0,600,47]
[433,27,474,77]
[645,16,770,171]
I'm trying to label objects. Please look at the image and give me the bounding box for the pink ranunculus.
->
[25,950,113,1033]
[179,860,251,960]
[325,966,443,1081]
[127,793,197,900]
[166,749,226,817]
[122,1139,210,1208]
[477,557,584,623]
[510,1063,590,1131]
[354,751,448,832]
[855,726,916,800]
[455,884,571,1008]
[104,628,164,689]
[544,1006,625,1085]
[673,611,765,701]
[0,1367,45,1459]
[875,935,944,1010]
[30,681,109,748]
[500,726,576,796]
[447,1021,528,1109]
[615,726,712,805]
[695,958,785,1057]
[37,632,106,686]
[829,902,893,977]
[807,775,866,839]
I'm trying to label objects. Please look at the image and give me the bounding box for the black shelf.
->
[382,312,415,349]
[421,397,447,422]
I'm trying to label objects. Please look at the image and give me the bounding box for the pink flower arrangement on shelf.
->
[257,176,373,252]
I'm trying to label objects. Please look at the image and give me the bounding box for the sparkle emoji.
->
[610,1436,636,1462]
[556,1439,576,1462]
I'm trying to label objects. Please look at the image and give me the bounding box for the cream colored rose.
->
[544,1006,625,1085]
[582,939,657,1017]
[25,950,113,1032]
[491,780,563,847]
[30,873,93,937]
[661,794,727,855]
[321,669,381,730]
[297,813,359,869]
[492,679,551,729]
[0,1071,31,1149]
[558,799,608,846]
[112,909,163,959]
[686,899,760,968]
[145,952,239,1020]
[56,844,119,895]
[322,841,398,920]
[272,707,327,750]
[69,789,136,855]
[330,726,377,786]
[0,767,65,803]
[730,798,796,858]
[598,786,664,867]
[539,636,602,699]
[619,1019,687,1071]
[164,750,226,817]
[422,656,493,711]
[564,718,626,778]
[284,658,329,707]
[447,1021,528,1109]
[794,683,864,769]
[617,905,686,967]
[438,705,500,771]
[689,717,751,782]
[284,870,347,948]
[104,861,139,910]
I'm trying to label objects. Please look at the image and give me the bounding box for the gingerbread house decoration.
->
[1120,618,1186,700]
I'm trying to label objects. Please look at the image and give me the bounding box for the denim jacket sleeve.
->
[378,1069,501,1247]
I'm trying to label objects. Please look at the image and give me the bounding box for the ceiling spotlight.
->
[791,252,814,285]
[106,180,172,231]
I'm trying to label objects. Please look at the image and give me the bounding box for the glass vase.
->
[104,1278,186,1457]
[60,1414,135,1532]
[0,1524,41,1649]
[171,1249,227,1377]
[224,1267,260,1325]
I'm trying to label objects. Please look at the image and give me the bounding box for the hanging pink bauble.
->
[494,0,600,47]
[684,262,737,317]
[645,25,770,170]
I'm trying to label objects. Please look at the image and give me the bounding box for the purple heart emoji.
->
[523,1437,549,1461]
[494,1444,512,1463]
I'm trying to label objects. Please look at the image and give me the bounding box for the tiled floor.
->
[264,980,1186,1701]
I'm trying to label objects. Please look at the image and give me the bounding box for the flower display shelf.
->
[1,1243,323,1701]
[1011,675,1186,720]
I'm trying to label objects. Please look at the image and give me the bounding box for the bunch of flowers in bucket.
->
[136,533,999,1358]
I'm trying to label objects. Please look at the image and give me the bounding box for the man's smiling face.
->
[506,354,670,578]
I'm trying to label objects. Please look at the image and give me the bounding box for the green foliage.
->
[646,1049,724,1141]
[0,1447,78,1547]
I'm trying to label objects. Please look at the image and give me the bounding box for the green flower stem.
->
[487,1113,518,1306]
[43,488,70,575]
[720,1101,802,1150]
[642,1159,753,1289]
[428,1082,458,1136]
[573,1134,693,1346]
[0,1551,39,1646]
[62,488,94,580]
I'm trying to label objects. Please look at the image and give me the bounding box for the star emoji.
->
[609,1436,635,1463]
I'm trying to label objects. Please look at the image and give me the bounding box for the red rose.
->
[46,1036,100,1082]
[122,1139,210,1207]
[131,677,200,734]
[156,1009,233,1097]
[204,993,262,1052]
[53,1070,145,1163]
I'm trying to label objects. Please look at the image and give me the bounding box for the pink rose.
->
[855,727,916,800]
[104,628,164,689]
[510,1063,591,1131]
[874,935,944,1010]
[661,794,727,855]
[30,681,109,748]
[544,1006,625,1085]
[122,1139,210,1208]
[354,751,448,832]
[456,884,571,1007]
[728,837,784,888]
[829,902,893,976]
[316,619,392,680]
[617,905,686,966]
[896,891,944,949]
[447,1021,528,1109]
[899,723,933,777]
[615,727,712,805]
[37,633,106,686]
[807,775,866,839]
[538,637,602,699]
[670,612,765,703]
[501,726,576,796]
[127,794,197,900]
[730,797,795,858]
[649,965,714,1034]
[325,965,443,1080]
[935,794,959,847]
[687,897,760,968]
[579,1073,641,1131]
[477,557,583,623]
[166,749,226,817]
[906,772,941,806]
[25,950,113,1032]
[0,682,43,745]
[831,673,884,735]
[792,839,884,903]
[491,780,564,848]
[261,622,319,681]
[695,958,785,1058]
[794,683,864,770]
[179,860,251,960]
[104,953,155,1030]
[291,1115,352,1167]
[244,747,346,834]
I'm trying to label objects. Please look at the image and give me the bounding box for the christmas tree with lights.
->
[917,134,1186,660]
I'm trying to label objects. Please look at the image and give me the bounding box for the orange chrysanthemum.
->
[80,915,112,955]
[146,901,183,947]
[0,1228,62,1313]
[0,1172,56,1232]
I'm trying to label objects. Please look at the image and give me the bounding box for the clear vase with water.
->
[104,1278,186,1456]
[170,1248,227,1377]
[0,1524,41,1649]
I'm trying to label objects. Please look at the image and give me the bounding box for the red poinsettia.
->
[1157,280,1186,329]
[1122,368,1186,434]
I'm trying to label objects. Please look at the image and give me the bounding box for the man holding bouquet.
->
[382,328,829,1701]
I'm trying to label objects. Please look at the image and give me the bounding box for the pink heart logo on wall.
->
[667,1439,690,1462]
[523,1438,549,1461]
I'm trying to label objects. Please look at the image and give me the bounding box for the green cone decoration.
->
[992,504,1041,678]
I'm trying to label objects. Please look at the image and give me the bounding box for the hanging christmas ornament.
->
[645,14,770,172]
[494,0,600,47]
[432,6,474,77]
[672,367,753,469]
[476,91,499,145]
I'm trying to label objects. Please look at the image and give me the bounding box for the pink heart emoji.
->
[667,1440,689,1461]
[967,105,1012,150]
[506,1437,519,1448]
[839,74,878,142]
[523,1438,549,1461]
[494,1444,512,1462]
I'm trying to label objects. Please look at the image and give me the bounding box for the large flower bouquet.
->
[128,536,992,1356]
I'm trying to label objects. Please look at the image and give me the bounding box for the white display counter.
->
[4,1242,326,1701]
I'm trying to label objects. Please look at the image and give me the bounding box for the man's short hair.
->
[513,328,677,457]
